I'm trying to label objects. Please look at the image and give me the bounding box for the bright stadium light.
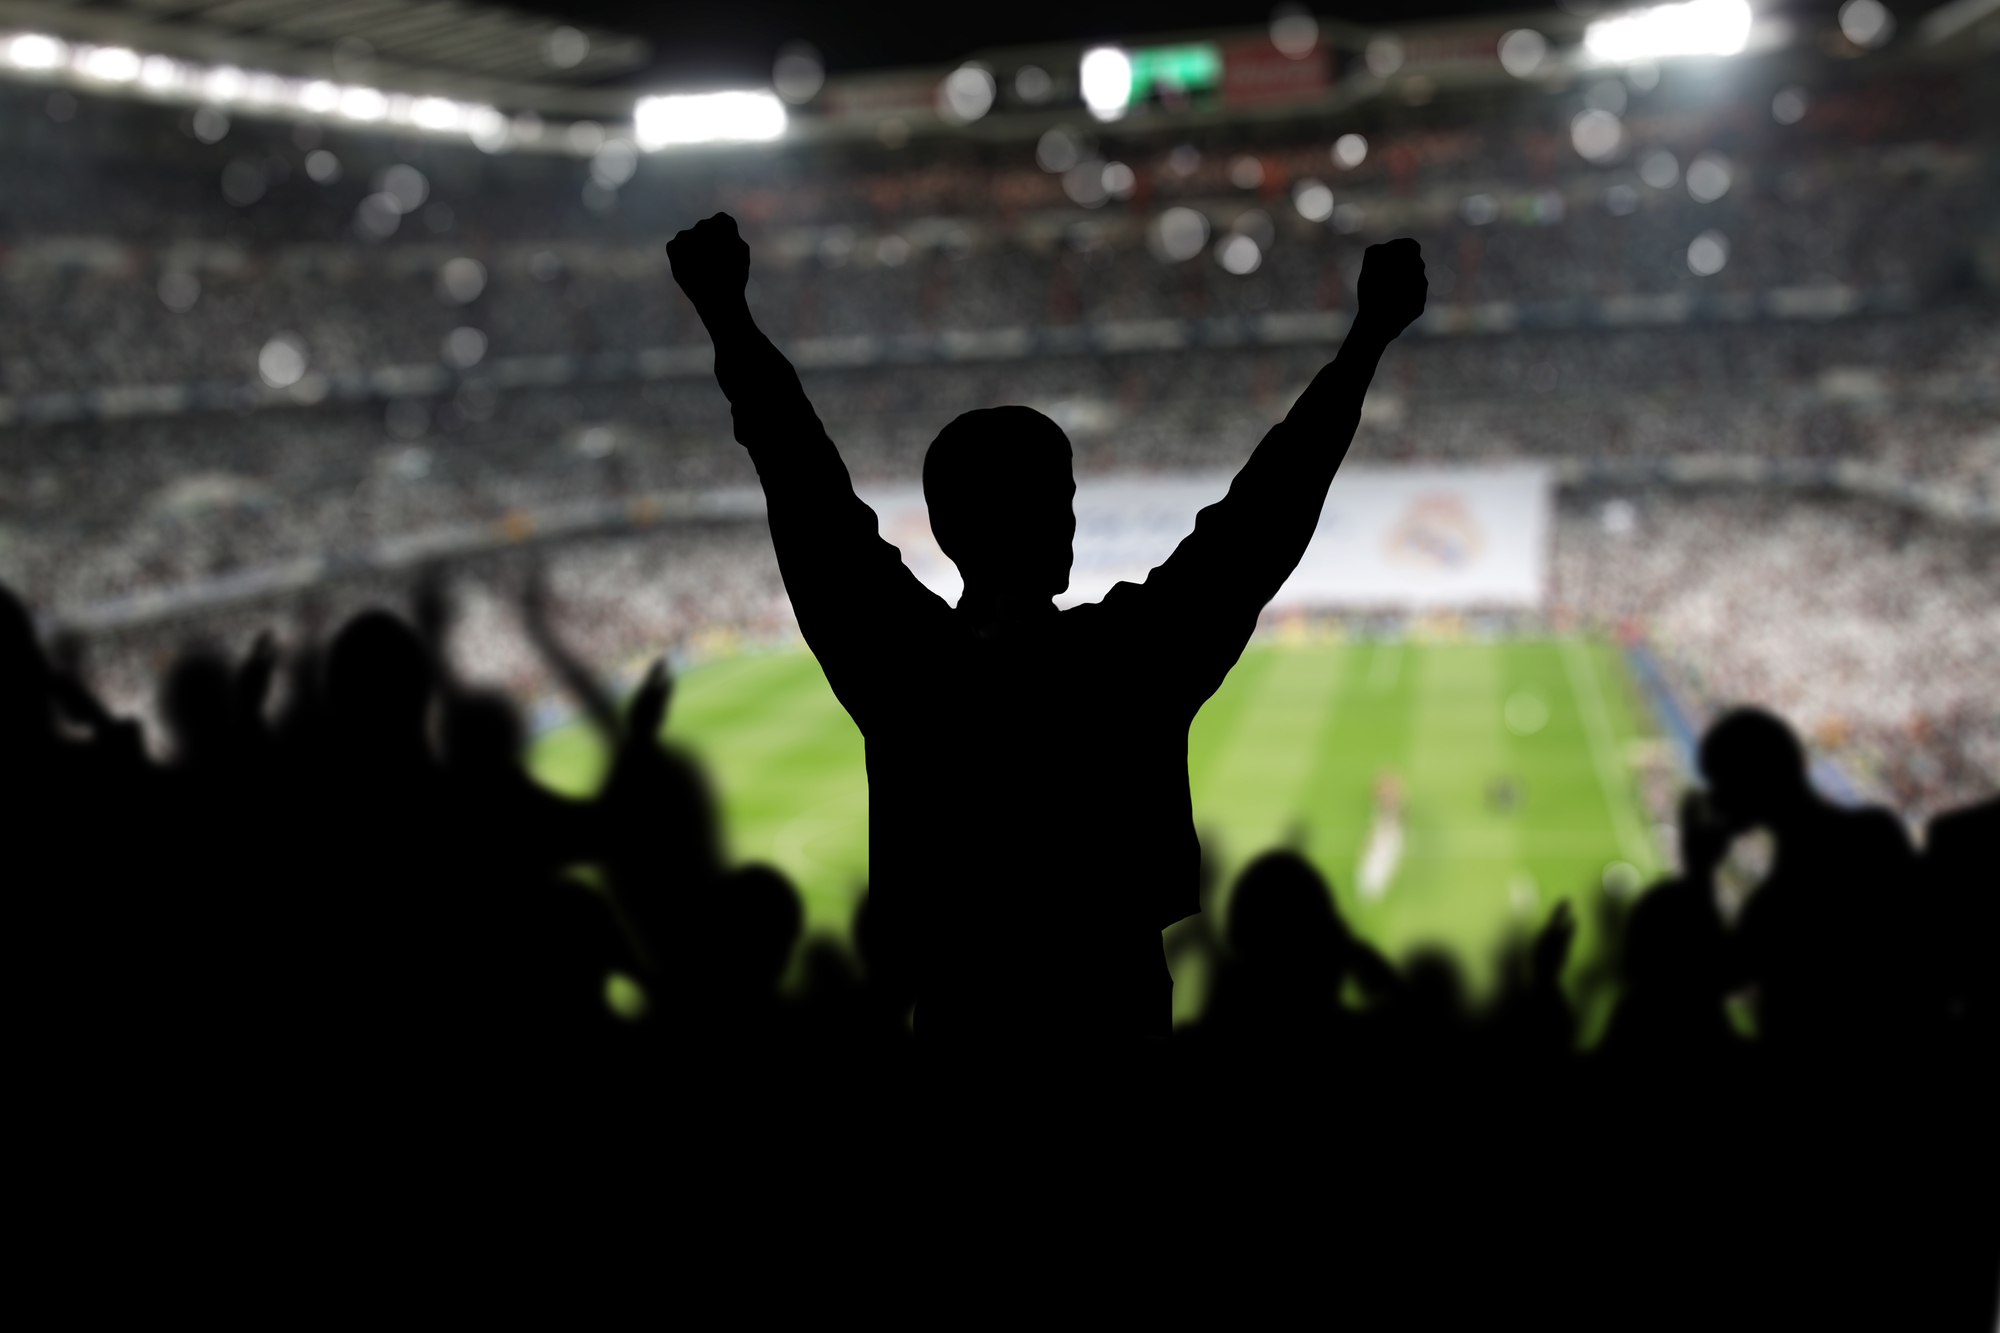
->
[410,96,463,131]
[633,91,786,149]
[6,33,68,69]
[0,32,512,146]
[1584,0,1753,63]
[204,65,247,102]
[243,72,288,104]
[1079,47,1132,121]
[139,55,181,90]
[338,85,388,120]
[466,106,509,153]
[77,46,142,83]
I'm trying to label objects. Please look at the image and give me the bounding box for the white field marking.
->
[1508,871,1540,917]
[1367,641,1404,693]
[1560,638,1654,871]
[1358,810,1404,899]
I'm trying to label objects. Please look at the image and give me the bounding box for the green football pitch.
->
[527,636,1665,1030]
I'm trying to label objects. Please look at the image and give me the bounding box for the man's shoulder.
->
[1928,795,2000,856]
[1838,804,1914,854]
[1059,581,1148,618]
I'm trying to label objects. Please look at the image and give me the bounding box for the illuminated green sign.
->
[1129,43,1222,98]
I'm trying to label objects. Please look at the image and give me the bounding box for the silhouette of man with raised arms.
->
[668,214,1426,1047]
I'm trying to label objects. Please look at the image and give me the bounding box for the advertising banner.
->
[857,463,1552,611]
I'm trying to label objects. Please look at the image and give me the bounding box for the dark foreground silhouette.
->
[5,566,1993,1318]
[667,212,1428,1044]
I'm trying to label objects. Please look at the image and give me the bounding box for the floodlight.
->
[139,55,181,90]
[78,47,142,83]
[5,33,66,69]
[466,107,509,153]
[243,73,288,105]
[1079,47,1131,121]
[204,65,247,102]
[0,30,516,148]
[634,91,786,149]
[411,97,462,131]
[338,85,387,120]
[1584,0,1752,63]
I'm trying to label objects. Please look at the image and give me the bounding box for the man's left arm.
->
[1138,240,1427,659]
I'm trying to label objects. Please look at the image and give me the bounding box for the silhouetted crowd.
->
[5,567,1993,1314]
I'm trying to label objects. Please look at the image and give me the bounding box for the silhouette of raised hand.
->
[49,670,144,765]
[1533,899,1576,988]
[232,633,276,739]
[1355,238,1428,338]
[521,565,620,740]
[666,213,751,321]
[625,658,672,746]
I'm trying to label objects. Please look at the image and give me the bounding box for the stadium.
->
[3,0,1996,1090]
[6,0,1998,1300]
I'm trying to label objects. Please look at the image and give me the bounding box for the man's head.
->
[326,610,433,757]
[1699,707,1811,830]
[923,407,1075,604]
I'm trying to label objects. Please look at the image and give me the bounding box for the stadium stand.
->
[5,41,1992,821]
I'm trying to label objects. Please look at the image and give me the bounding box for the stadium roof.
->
[5,0,1993,150]
[0,0,651,107]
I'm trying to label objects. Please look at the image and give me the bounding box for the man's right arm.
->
[667,215,944,716]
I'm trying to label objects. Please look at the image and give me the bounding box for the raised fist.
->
[666,212,751,319]
[1356,238,1427,338]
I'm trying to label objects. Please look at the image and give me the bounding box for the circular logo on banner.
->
[1384,494,1485,572]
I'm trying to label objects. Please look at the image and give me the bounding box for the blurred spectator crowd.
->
[1,47,1993,822]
